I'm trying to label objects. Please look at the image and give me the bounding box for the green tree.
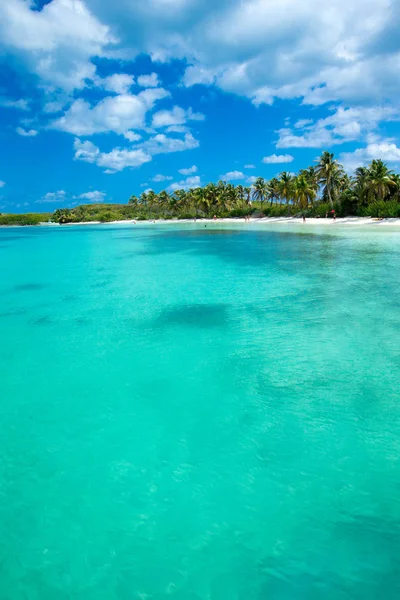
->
[366,159,394,201]
[252,177,268,206]
[315,151,344,208]
[293,175,316,209]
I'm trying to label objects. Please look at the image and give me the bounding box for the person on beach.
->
[331,210,336,222]
[213,215,217,220]
[303,215,306,223]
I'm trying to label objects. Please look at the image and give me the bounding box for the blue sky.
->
[1,0,400,212]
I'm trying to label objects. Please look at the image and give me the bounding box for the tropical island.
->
[1,152,400,226]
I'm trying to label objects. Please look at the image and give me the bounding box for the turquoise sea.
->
[1,222,400,599]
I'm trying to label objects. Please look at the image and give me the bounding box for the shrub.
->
[360,200,400,218]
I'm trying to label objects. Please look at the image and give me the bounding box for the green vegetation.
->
[2,152,400,226]
[0,212,51,226]
[122,153,400,220]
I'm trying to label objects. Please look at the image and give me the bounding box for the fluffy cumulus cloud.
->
[97,73,135,94]
[16,126,38,137]
[220,170,245,180]
[73,138,152,172]
[262,153,294,164]
[37,190,67,204]
[244,164,255,169]
[168,175,201,191]
[51,88,170,136]
[137,73,159,88]
[73,190,106,202]
[7,0,398,109]
[152,174,173,182]
[152,106,204,128]
[0,98,30,111]
[0,0,115,91]
[176,0,400,109]
[73,130,199,172]
[340,139,400,171]
[276,106,399,149]
[179,165,197,175]
[141,132,200,156]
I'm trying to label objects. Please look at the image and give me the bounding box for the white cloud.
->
[98,73,135,94]
[2,0,400,119]
[52,88,170,136]
[37,190,66,204]
[177,0,398,108]
[142,132,200,155]
[276,106,399,149]
[73,138,152,172]
[0,0,115,91]
[179,165,197,175]
[124,131,141,142]
[262,153,294,164]
[246,175,257,184]
[43,100,66,114]
[0,180,5,188]
[340,140,400,172]
[152,106,205,128]
[137,73,159,88]
[16,126,38,137]
[244,164,255,168]
[0,98,30,111]
[294,119,313,129]
[152,174,174,182]
[182,66,218,87]
[168,175,201,191]
[74,190,106,203]
[220,170,245,180]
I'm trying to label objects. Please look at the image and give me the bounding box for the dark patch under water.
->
[156,303,229,328]
[12,283,46,292]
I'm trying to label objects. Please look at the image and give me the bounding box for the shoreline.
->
[53,216,400,227]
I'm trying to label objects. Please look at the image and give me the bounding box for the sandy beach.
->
[56,216,400,228]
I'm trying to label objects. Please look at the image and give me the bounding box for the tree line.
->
[125,152,400,220]
[2,152,400,225]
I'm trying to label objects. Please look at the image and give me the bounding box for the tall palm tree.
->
[366,159,394,201]
[128,195,138,206]
[139,191,149,207]
[252,177,268,206]
[267,177,280,205]
[277,172,294,205]
[352,166,369,206]
[390,173,400,201]
[157,190,170,214]
[315,151,344,208]
[244,187,252,206]
[293,175,316,209]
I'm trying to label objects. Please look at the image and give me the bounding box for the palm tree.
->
[366,159,394,201]
[293,175,316,209]
[157,190,170,215]
[244,187,252,206]
[315,151,344,208]
[267,177,280,205]
[277,172,294,205]
[390,173,400,201]
[252,177,268,206]
[128,195,138,206]
[139,191,149,207]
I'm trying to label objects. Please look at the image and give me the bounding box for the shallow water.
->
[1,222,400,599]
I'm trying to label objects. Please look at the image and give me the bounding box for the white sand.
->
[53,216,400,228]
